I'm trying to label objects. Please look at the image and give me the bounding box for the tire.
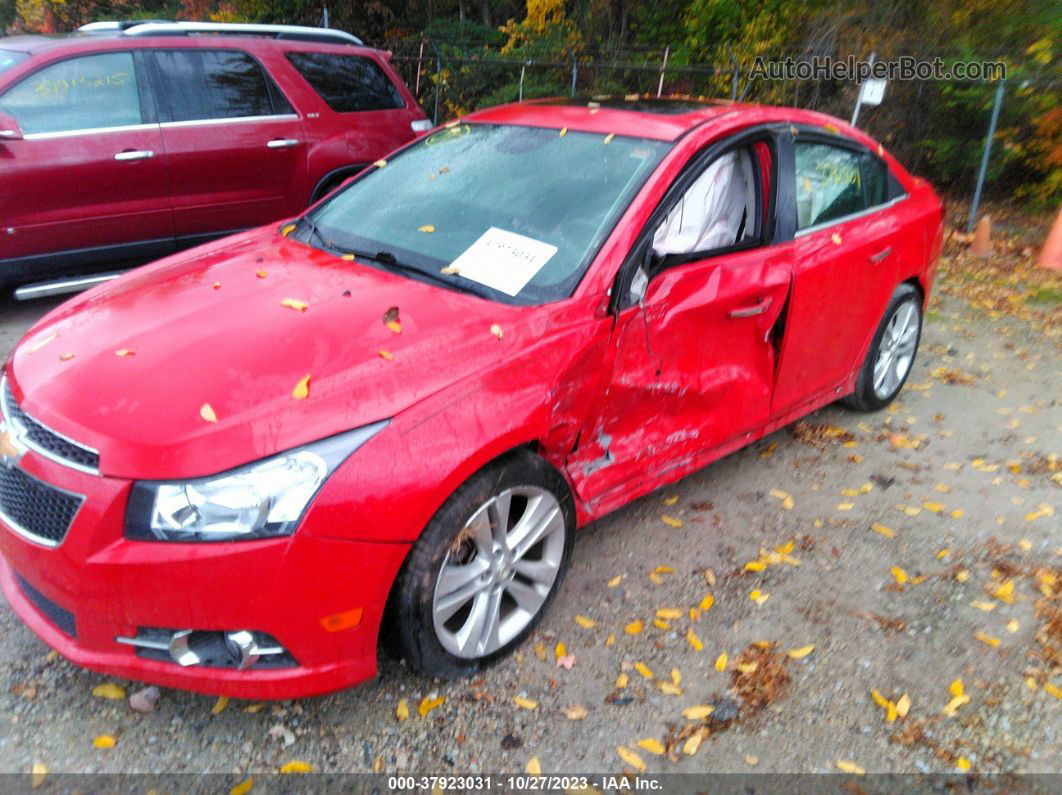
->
[391,450,576,679]
[841,283,923,412]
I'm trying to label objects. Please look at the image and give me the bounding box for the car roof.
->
[467,96,879,148]
[0,31,380,57]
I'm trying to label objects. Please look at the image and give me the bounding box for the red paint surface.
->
[1,101,943,697]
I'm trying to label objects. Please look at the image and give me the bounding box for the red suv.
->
[0,21,429,294]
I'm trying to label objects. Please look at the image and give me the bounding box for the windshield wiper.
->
[339,247,487,296]
[297,215,330,249]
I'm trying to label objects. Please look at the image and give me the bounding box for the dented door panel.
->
[568,244,792,505]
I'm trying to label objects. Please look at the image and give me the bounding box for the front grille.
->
[2,377,100,473]
[0,465,83,545]
[15,572,76,637]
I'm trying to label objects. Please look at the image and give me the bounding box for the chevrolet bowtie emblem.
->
[0,421,26,469]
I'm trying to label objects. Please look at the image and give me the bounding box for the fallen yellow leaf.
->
[661,495,678,506]
[656,608,682,620]
[624,620,644,635]
[554,642,567,659]
[574,615,596,629]
[943,694,971,716]
[715,652,728,672]
[418,696,444,717]
[513,696,538,710]
[396,698,409,721]
[974,631,1000,648]
[949,678,965,698]
[211,696,229,715]
[526,757,541,775]
[615,672,628,689]
[970,600,996,612]
[634,662,654,679]
[683,732,704,755]
[871,522,895,538]
[660,514,683,528]
[896,693,911,718]
[1006,618,1020,633]
[93,736,115,749]
[616,746,646,772]
[835,760,864,775]
[993,579,1015,603]
[1044,682,1062,700]
[749,589,769,605]
[686,628,703,651]
[31,763,47,790]
[92,683,126,700]
[637,737,665,755]
[956,756,971,772]
[787,644,815,660]
[279,761,313,774]
[658,682,682,696]
[229,776,253,795]
[891,566,908,585]
[682,704,715,720]
[699,594,715,611]
[607,575,622,587]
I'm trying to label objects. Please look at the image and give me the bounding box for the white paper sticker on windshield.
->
[447,227,557,296]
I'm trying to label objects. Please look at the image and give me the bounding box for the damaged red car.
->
[0,98,943,698]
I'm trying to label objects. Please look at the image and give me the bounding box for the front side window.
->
[794,141,865,230]
[306,124,670,304]
[0,52,140,134]
[152,50,290,122]
[286,52,404,112]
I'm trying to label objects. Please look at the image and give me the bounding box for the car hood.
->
[6,229,538,480]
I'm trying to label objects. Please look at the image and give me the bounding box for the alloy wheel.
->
[873,299,920,400]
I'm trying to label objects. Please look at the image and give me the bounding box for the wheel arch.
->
[309,164,367,204]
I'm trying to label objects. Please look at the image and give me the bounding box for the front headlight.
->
[125,421,388,542]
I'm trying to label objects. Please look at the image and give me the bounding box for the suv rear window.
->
[151,49,293,122]
[286,52,404,112]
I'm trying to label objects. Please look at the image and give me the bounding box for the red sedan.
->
[0,98,943,698]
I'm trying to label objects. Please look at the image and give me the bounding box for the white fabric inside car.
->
[653,148,757,256]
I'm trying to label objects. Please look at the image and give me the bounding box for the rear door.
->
[147,48,307,240]
[0,50,174,268]
[771,135,907,415]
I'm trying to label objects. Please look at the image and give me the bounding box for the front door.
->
[147,48,307,239]
[568,138,791,508]
[0,51,173,268]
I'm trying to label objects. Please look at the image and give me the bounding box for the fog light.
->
[116,628,296,669]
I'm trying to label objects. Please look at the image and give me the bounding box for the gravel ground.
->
[0,244,1058,780]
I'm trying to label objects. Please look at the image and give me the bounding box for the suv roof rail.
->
[77,21,364,46]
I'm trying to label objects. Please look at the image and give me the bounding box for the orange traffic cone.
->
[970,215,992,257]
[1037,205,1062,271]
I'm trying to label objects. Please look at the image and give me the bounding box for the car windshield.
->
[306,123,670,304]
[0,50,29,75]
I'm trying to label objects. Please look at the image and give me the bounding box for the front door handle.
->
[114,149,154,161]
[267,138,301,149]
[728,297,772,318]
[869,246,893,264]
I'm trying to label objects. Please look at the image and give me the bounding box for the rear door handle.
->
[267,138,301,149]
[728,297,772,318]
[869,246,893,263]
[114,149,154,161]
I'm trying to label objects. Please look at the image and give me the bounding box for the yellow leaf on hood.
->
[686,628,703,651]
[373,159,387,168]
[974,631,1000,647]
[715,652,728,672]
[835,760,865,775]
[211,696,229,715]
[682,704,715,720]
[831,233,843,245]
[574,615,596,629]
[200,403,218,423]
[616,746,646,772]
[396,698,409,721]
[279,761,313,774]
[378,349,393,360]
[634,662,654,679]
[31,763,47,790]
[280,298,308,312]
[787,644,815,659]
[660,514,683,528]
[292,374,311,400]
[637,738,665,755]
[92,683,126,700]
[59,352,75,361]
[27,331,58,353]
[93,735,116,749]
[418,696,444,717]
[558,127,568,137]
[490,323,504,339]
[513,696,538,710]
[256,270,268,278]
[526,756,541,775]
[603,133,615,145]
[624,620,644,635]
[115,348,135,357]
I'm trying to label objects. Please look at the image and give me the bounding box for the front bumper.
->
[0,451,411,700]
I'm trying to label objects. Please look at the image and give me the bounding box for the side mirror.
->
[0,112,23,141]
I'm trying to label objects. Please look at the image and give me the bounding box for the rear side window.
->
[794,141,865,230]
[0,52,141,134]
[152,50,293,122]
[286,52,404,112]
[0,50,29,75]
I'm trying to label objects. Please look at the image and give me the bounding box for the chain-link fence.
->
[382,38,1060,229]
